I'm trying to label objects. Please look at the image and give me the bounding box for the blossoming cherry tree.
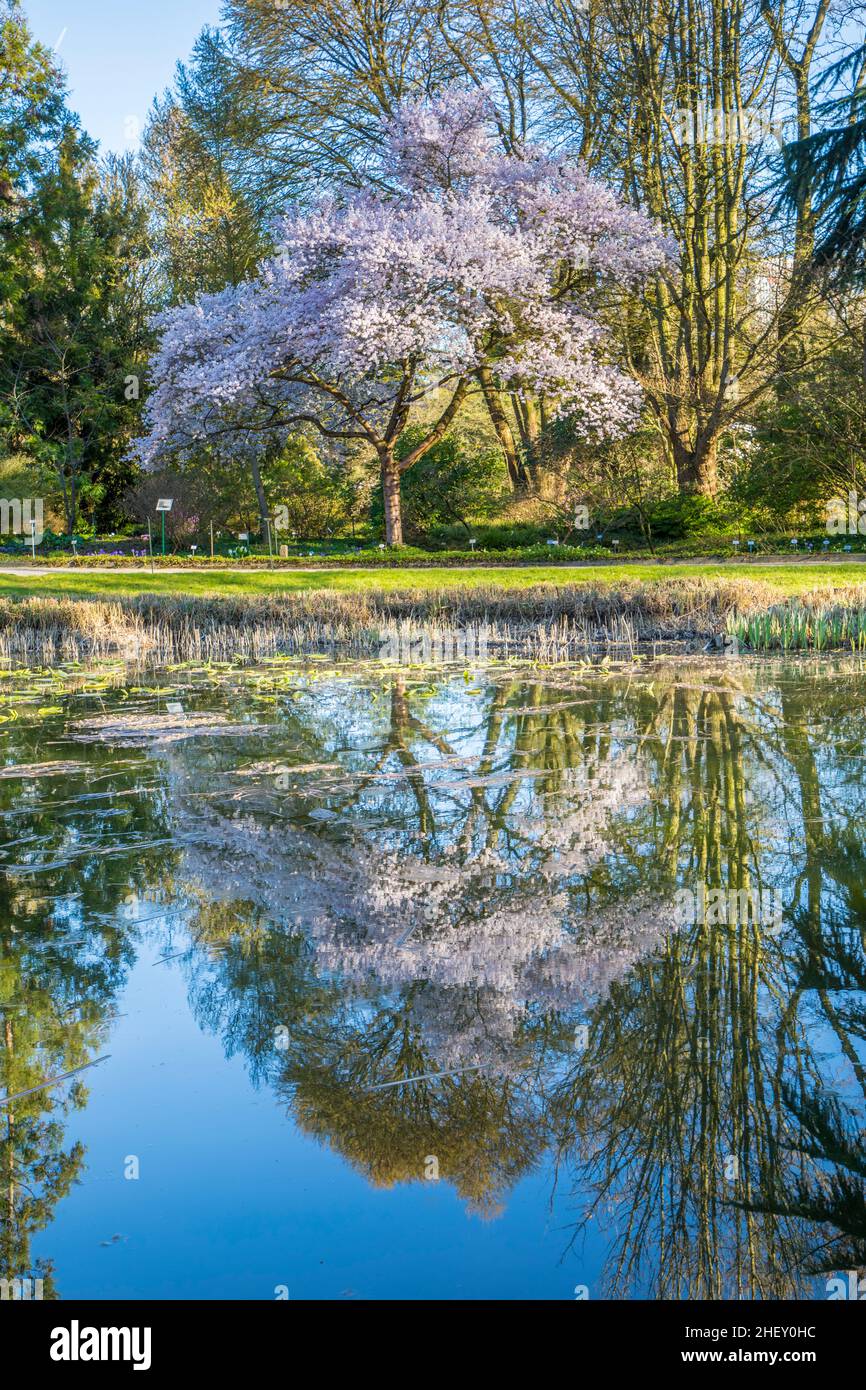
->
[138,89,669,545]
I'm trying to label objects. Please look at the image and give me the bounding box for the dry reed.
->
[0,578,859,664]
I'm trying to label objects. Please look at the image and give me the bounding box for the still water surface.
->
[2,654,865,1299]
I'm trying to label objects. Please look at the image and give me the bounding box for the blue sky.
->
[22,1,866,159]
[25,0,223,153]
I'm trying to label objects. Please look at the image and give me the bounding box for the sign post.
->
[156,499,174,557]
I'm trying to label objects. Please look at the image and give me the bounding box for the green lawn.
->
[2,560,866,599]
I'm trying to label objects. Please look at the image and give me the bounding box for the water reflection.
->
[0,726,147,1297]
[1,657,865,1297]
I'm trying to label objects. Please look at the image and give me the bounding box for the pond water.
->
[1,653,865,1301]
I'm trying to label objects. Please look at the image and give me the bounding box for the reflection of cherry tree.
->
[144,659,866,1284]
[169,673,667,1079]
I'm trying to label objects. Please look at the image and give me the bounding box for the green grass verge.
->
[0,560,865,600]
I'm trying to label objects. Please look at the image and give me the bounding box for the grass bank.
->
[3,575,866,663]
[2,559,866,600]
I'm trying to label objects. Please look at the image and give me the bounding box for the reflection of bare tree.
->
[736,1085,866,1278]
[549,923,814,1298]
[732,672,866,1281]
[545,664,866,1298]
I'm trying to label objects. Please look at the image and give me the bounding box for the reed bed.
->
[1,578,864,663]
[726,593,866,652]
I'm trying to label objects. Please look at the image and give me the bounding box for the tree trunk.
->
[67,463,77,534]
[476,366,530,493]
[249,454,269,532]
[672,432,718,496]
[60,475,73,534]
[381,450,403,546]
[512,391,543,490]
